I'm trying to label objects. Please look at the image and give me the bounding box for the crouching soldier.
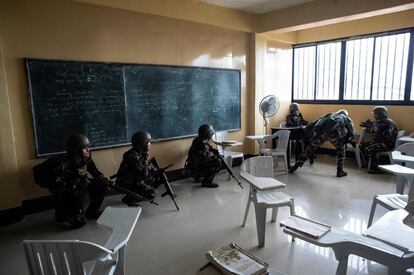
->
[185,124,221,188]
[289,110,355,177]
[34,134,108,229]
[360,106,398,174]
[115,131,159,206]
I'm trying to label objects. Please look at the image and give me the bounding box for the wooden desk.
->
[379,164,414,201]
[245,135,271,155]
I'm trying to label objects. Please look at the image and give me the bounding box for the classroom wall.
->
[0,0,250,210]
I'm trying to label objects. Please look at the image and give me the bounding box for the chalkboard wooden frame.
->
[25,59,241,157]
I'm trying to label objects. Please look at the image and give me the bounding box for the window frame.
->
[292,27,414,105]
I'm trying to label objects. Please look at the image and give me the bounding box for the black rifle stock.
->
[211,147,243,189]
[107,175,158,205]
[149,158,180,211]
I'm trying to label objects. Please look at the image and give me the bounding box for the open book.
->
[280,215,331,239]
[205,243,268,275]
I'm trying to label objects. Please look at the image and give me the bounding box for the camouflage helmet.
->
[198,124,215,139]
[66,134,90,154]
[131,131,152,151]
[289,103,300,113]
[372,106,388,118]
[336,109,349,116]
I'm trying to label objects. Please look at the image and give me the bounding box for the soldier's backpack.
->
[32,157,61,188]
[314,113,339,134]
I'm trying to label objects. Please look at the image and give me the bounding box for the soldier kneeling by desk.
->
[185,124,222,188]
[115,131,162,206]
[33,134,108,229]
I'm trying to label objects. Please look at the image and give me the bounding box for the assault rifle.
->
[149,158,180,211]
[210,146,243,189]
[106,176,159,205]
[359,119,386,131]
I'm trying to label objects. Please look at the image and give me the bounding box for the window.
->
[315,42,341,100]
[293,46,315,100]
[344,37,374,100]
[371,33,409,101]
[292,28,414,104]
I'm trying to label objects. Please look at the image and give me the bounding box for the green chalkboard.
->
[26,59,241,156]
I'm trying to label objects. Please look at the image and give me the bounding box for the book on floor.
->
[280,215,331,239]
[205,243,269,275]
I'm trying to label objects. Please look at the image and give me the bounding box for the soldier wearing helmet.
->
[285,103,308,127]
[360,106,398,173]
[290,110,355,177]
[185,124,221,188]
[46,134,107,229]
[115,131,159,206]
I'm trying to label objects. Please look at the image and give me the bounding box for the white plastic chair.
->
[280,122,305,159]
[213,131,244,179]
[355,128,368,168]
[23,207,141,275]
[241,156,294,247]
[260,130,290,173]
[392,142,414,194]
[367,194,408,228]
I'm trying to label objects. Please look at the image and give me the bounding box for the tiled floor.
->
[0,156,400,274]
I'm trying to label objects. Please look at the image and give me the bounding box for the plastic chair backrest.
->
[272,130,290,151]
[241,156,273,177]
[396,143,414,157]
[358,128,368,144]
[23,240,113,275]
[213,131,228,155]
[395,130,406,148]
[213,132,229,155]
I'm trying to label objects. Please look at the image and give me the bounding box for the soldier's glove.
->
[360,119,373,128]
[350,141,357,148]
[211,148,220,155]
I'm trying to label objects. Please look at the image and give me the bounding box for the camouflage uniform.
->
[286,113,308,127]
[186,137,221,185]
[116,148,158,204]
[50,155,107,228]
[361,118,398,170]
[290,112,355,176]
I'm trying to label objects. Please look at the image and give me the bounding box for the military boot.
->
[336,169,347,177]
[289,161,304,173]
[201,180,219,188]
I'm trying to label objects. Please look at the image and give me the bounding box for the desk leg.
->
[408,176,414,202]
[258,140,265,155]
[334,253,349,275]
[287,141,291,168]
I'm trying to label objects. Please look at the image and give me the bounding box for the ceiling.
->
[200,0,314,14]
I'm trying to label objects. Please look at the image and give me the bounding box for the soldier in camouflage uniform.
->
[289,110,355,177]
[49,134,107,229]
[185,124,222,188]
[360,106,398,174]
[116,131,160,206]
[286,103,308,127]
